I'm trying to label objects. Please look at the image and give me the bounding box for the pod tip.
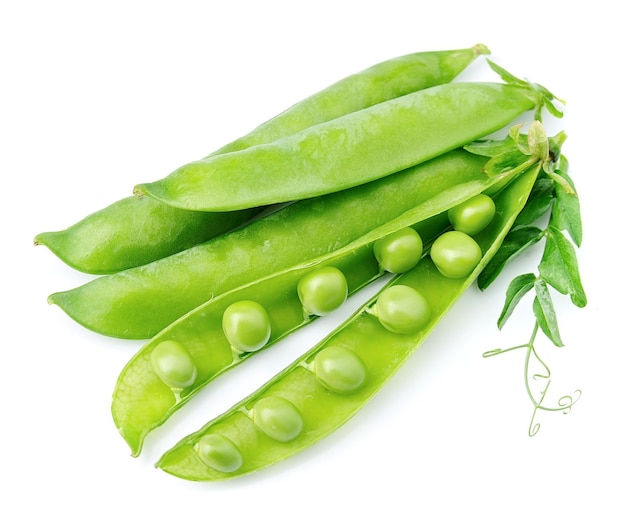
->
[473,43,491,56]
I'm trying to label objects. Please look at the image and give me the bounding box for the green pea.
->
[195,434,243,473]
[297,266,348,316]
[375,285,431,334]
[430,231,482,279]
[373,227,423,273]
[150,340,197,389]
[252,397,304,442]
[222,301,271,353]
[448,194,496,235]
[313,346,367,394]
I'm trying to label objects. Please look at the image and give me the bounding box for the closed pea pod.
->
[112,149,519,456]
[135,81,550,211]
[51,150,491,339]
[155,164,542,481]
[35,45,488,274]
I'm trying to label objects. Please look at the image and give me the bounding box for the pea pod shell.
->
[49,150,488,339]
[113,154,524,456]
[35,45,486,274]
[135,82,540,211]
[155,164,541,481]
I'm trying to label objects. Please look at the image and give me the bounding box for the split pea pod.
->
[134,81,546,211]
[49,150,490,339]
[112,158,514,456]
[155,163,541,481]
[34,45,488,274]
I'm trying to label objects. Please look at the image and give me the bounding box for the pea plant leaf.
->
[551,168,582,247]
[477,226,544,290]
[463,136,517,158]
[533,279,564,347]
[538,226,587,307]
[483,149,536,178]
[513,177,554,227]
[497,273,536,329]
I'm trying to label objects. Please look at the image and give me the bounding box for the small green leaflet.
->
[533,279,564,347]
[538,225,587,308]
[551,168,583,247]
[497,273,536,329]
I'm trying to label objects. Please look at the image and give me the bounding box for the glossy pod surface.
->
[50,150,488,339]
[155,165,540,481]
[112,154,522,456]
[35,45,486,274]
[136,82,540,211]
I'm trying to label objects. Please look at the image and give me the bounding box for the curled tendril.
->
[483,322,581,436]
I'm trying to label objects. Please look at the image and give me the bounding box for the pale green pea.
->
[373,227,423,273]
[375,285,431,334]
[252,397,304,442]
[195,434,243,473]
[150,340,197,389]
[222,301,271,353]
[448,193,496,235]
[297,266,348,316]
[313,346,368,394]
[430,230,482,279]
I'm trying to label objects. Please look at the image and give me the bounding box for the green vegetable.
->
[112,148,517,456]
[373,227,424,274]
[135,81,550,211]
[35,45,488,274]
[373,285,432,334]
[222,301,272,353]
[297,266,348,317]
[448,193,496,234]
[49,149,491,339]
[430,231,483,279]
[155,161,542,481]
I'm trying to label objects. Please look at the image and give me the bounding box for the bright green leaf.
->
[551,168,582,247]
[514,177,555,227]
[497,273,536,329]
[538,226,587,307]
[478,226,543,290]
[533,279,564,346]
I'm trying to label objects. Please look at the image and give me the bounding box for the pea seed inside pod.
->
[447,193,496,235]
[195,433,243,473]
[150,340,198,389]
[373,227,423,274]
[222,300,272,353]
[375,285,431,334]
[313,346,367,394]
[251,396,304,442]
[297,266,348,316]
[430,230,482,279]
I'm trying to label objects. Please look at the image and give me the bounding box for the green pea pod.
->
[155,163,542,481]
[113,156,517,456]
[35,45,488,274]
[135,81,548,212]
[49,150,489,339]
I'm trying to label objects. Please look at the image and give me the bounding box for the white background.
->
[2,1,623,521]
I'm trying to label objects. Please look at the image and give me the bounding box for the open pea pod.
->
[35,45,488,274]
[155,163,541,481]
[113,158,522,456]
